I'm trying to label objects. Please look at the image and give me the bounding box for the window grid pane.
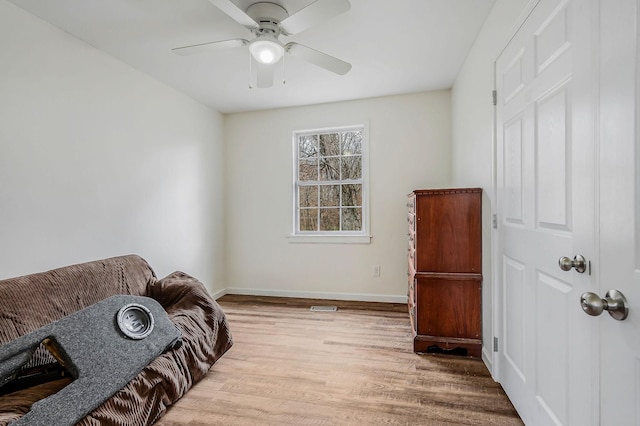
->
[342,207,362,231]
[299,186,318,208]
[299,135,318,158]
[299,158,318,181]
[299,208,319,231]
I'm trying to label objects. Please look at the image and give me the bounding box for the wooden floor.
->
[157,295,522,426]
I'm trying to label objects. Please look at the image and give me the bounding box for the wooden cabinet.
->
[407,188,482,357]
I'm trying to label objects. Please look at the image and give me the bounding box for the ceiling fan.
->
[172,0,352,88]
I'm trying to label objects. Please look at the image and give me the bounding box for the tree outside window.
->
[295,126,365,234]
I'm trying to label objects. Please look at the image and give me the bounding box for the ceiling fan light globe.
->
[249,39,284,65]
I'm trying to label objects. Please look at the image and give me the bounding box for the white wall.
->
[0,0,226,292]
[224,91,452,301]
[451,0,531,366]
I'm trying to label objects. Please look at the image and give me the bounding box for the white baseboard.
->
[222,287,408,304]
[209,288,227,301]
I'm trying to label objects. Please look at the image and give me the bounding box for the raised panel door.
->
[495,0,595,423]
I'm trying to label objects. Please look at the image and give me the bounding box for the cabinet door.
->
[414,275,481,339]
[415,191,481,273]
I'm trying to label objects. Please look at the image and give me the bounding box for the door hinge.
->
[493,336,499,352]
[492,90,497,106]
[492,214,498,229]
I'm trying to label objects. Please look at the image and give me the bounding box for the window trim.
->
[290,123,371,243]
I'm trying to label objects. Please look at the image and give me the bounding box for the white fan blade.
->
[285,42,351,75]
[256,63,274,88]
[279,0,351,35]
[172,39,248,56]
[208,0,259,30]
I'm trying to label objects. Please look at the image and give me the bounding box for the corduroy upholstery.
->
[0,255,232,425]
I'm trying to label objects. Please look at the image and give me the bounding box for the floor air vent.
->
[310,306,338,312]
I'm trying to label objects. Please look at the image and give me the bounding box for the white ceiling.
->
[8,0,495,113]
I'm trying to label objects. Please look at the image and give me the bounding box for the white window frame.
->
[289,124,370,244]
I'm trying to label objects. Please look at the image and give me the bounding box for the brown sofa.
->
[0,255,233,425]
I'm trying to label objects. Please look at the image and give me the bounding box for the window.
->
[292,125,369,242]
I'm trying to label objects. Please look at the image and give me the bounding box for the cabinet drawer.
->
[408,228,415,253]
[406,194,416,214]
[408,303,416,333]
[408,274,415,302]
[407,245,416,273]
[407,213,415,233]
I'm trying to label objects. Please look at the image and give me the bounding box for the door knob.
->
[558,255,587,273]
[580,290,629,321]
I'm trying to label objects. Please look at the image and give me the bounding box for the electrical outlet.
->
[372,265,381,277]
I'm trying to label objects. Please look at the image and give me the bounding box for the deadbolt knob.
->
[559,257,574,271]
[558,255,587,273]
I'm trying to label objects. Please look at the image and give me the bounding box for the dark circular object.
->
[116,303,154,339]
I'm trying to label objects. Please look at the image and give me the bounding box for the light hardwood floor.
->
[157,295,522,426]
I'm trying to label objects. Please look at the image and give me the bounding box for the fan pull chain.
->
[282,53,286,85]
[248,50,253,89]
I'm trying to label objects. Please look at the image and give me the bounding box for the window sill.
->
[286,234,372,244]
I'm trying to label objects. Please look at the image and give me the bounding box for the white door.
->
[597,0,640,423]
[495,0,597,424]
[496,0,640,424]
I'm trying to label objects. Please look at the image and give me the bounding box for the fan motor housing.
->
[246,2,289,34]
